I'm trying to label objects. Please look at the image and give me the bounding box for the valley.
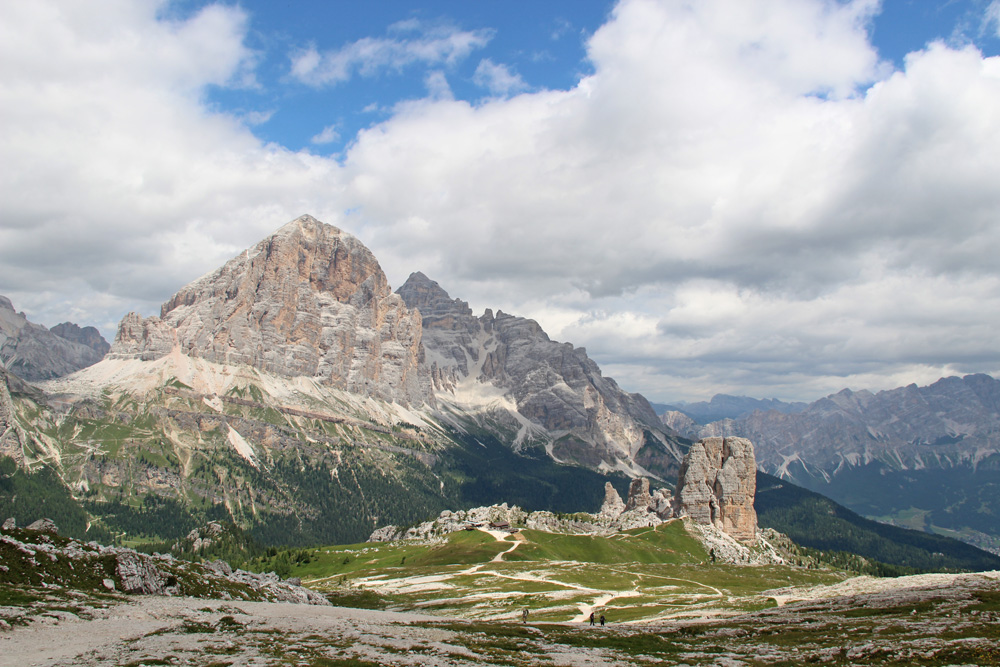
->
[3,516,1000,666]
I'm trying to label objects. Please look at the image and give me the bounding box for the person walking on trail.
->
[589,612,595,626]
[522,608,529,624]
[599,614,606,627]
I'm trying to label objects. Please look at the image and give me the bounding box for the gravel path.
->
[0,597,445,667]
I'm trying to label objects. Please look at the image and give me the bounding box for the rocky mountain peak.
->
[397,272,474,323]
[50,322,110,357]
[110,215,431,406]
[0,296,107,381]
[396,273,682,477]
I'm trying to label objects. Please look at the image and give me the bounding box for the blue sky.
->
[198,0,1000,154]
[3,0,1000,403]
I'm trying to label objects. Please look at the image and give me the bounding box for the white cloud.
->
[311,124,341,145]
[3,0,1000,404]
[473,59,528,96]
[987,1,1000,38]
[289,21,494,87]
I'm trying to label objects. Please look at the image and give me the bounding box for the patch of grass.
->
[324,589,393,610]
[180,619,217,634]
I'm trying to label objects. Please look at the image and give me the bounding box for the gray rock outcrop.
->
[0,296,107,381]
[673,437,758,543]
[396,272,684,475]
[0,368,27,464]
[624,478,653,511]
[598,482,626,518]
[110,215,431,406]
[50,322,111,357]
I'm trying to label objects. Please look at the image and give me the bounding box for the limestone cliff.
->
[0,368,24,464]
[110,216,431,406]
[0,296,107,381]
[396,272,684,477]
[673,436,757,543]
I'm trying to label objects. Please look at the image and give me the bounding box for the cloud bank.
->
[2,0,1000,403]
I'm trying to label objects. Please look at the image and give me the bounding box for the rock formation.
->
[673,437,758,543]
[0,295,108,381]
[397,271,684,475]
[624,477,653,511]
[50,322,111,357]
[598,482,626,518]
[1,518,329,604]
[0,368,26,464]
[110,215,431,406]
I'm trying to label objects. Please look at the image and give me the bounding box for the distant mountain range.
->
[657,394,807,427]
[674,375,1000,553]
[0,296,109,381]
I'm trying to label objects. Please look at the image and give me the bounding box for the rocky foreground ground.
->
[2,570,1000,666]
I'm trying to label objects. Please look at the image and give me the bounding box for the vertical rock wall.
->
[673,436,758,542]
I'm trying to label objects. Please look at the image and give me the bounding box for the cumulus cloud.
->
[0,0,342,332]
[3,0,1000,403]
[473,59,529,95]
[289,20,494,86]
[311,124,340,145]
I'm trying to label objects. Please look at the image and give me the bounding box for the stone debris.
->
[1,519,329,606]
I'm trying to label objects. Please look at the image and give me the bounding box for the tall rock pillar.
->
[673,436,757,543]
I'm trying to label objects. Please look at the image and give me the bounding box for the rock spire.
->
[673,436,758,543]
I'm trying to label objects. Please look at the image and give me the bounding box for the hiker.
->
[589,612,595,626]
[522,608,529,624]
[599,614,606,627]
[710,548,716,563]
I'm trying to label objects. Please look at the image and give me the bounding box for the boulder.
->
[25,518,59,534]
[114,550,167,594]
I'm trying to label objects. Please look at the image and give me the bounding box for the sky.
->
[2,0,1000,404]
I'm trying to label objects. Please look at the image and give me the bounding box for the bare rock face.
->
[624,477,653,511]
[598,482,626,518]
[396,272,683,475]
[0,296,107,381]
[50,322,111,357]
[0,368,26,464]
[115,550,168,595]
[673,436,757,543]
[110,215,431,406]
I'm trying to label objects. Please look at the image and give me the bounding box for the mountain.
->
[111,216,428,406]
[1,215,679,546]
[49,322,111,357]
[660,393,807,424]
[691,374,1000,552]
[0,296,109,381]
[396,271,685,479]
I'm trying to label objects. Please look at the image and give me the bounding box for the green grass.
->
[510,521,707,565]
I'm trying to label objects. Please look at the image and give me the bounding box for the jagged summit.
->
[1,295,108,382]
[110,215,430,406]
[397,272,684,478]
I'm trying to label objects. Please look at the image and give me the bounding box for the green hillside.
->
[278,521,840,623]
[755,471,1000,573]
